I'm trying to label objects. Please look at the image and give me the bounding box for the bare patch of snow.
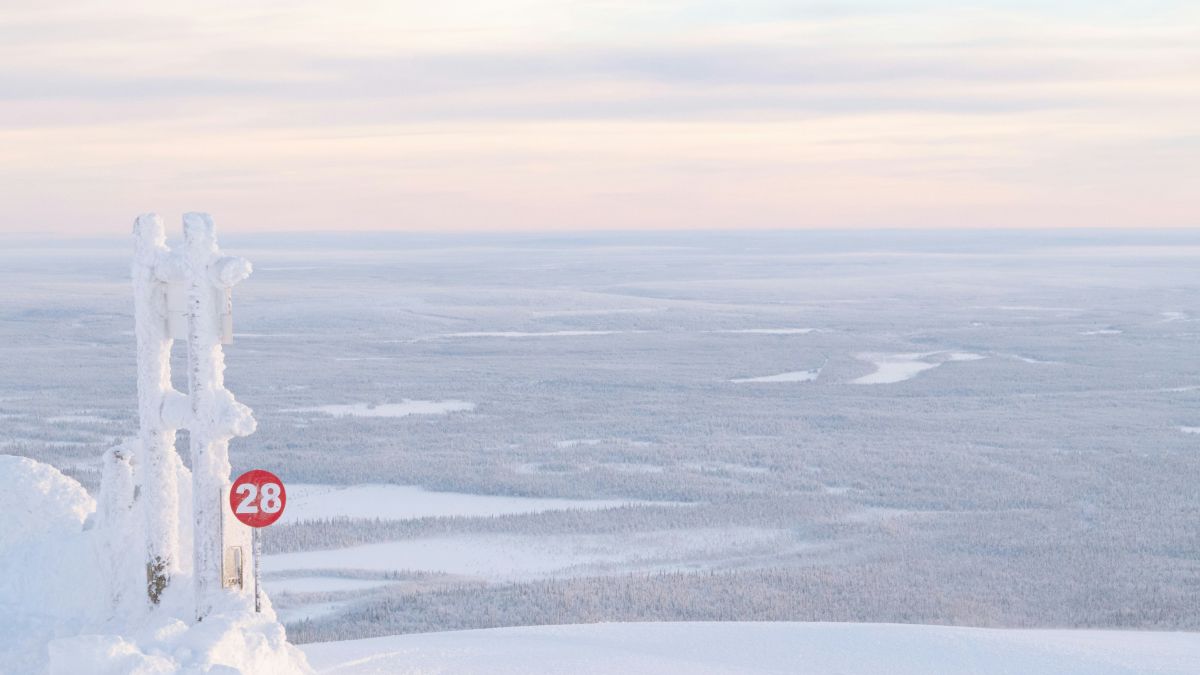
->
[852,354,941,384]
[851,351,985,385]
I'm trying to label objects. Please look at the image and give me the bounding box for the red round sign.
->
[230,469,287,528]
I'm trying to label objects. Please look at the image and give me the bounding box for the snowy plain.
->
[301,622,1200,675]
[280,483,663,524]
[730,369,821,383]
[3,229,1200,650]
[265,527,793,582]
[0,455,310,675]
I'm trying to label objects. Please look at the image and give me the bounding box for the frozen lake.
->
[852,352,985,384]
[281,483,666,524]
[731,369,821,383]
[265,528,796,582]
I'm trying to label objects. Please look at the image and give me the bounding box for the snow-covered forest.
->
[2,229,1199,648]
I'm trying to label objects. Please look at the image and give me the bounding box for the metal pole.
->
[254,527,262,613]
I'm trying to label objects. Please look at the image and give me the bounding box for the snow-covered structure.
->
[131,214,186,605]
[180,213,257,620]
[0,214,311,674]
[132,212,256,619]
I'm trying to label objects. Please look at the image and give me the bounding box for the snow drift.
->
[303,621,1200,675]
[0,454,311,675]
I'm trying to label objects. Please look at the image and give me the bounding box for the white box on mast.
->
[219,484,255,594]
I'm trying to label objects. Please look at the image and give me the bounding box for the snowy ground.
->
[301,622,1200,675]
[266,485,683,613]
[851,351,986,384]
[0,455,311,675]
[265,528,795,582]
[280,484,658,524]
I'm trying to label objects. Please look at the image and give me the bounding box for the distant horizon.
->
[3,1,1198,234]
[6,223,1200,239]
[5,224,1200,250]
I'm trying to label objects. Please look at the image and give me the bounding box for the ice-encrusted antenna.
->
[182,212,257,620]
[132,213,186,605]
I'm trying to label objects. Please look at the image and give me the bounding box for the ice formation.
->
[133,213,185,604]
[180,213,258,620]
[0,452,310,674]
[0,213,310,674]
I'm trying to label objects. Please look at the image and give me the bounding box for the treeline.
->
[287,552,1200,644]
[262,495,851,554]
[276,498,1200,642]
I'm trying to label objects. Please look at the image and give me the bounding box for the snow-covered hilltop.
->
[0,214,309,674]
[302,621,1200,675]
[0,454,309,674]
[6,457,1197,675]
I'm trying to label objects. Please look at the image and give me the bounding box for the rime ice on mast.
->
[132,214,185,604]
[131,212,256,620]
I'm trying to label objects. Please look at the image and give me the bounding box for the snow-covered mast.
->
[132,214,187,604]
[131,212,256,619]
[182,213,256,620]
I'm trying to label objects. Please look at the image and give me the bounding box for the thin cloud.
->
[0,0,1196,233]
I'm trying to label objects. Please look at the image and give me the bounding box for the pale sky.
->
[2,1,1197,234]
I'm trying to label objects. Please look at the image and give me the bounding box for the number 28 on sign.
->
[230,469,287,528]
